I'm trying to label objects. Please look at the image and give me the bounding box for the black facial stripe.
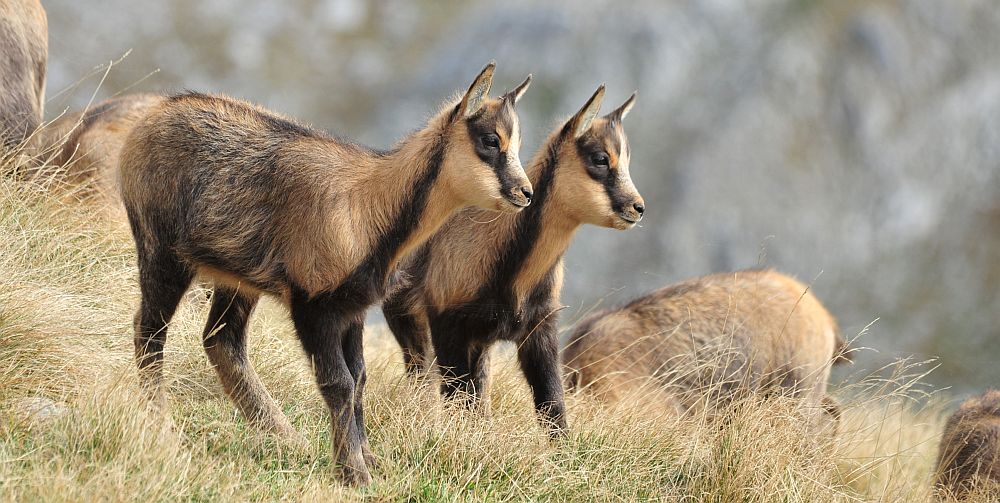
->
[603,173,628,214]
[575,127,630,214]
[465,105,519,190]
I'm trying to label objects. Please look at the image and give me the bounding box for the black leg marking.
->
[289,289,370,486]
[382,293,431,375]
[133,249,194,404]
[517,316,568,436]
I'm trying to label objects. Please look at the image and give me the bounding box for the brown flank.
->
[563,269,846,423]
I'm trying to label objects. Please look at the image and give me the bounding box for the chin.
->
[496,198,528,213]
[611,217,638,230]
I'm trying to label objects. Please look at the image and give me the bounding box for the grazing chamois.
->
[118,63,533,485]
[0,0,47,149]
[563,269,848,422]
[382,85,644,435]
[30,93,164,215]
[935,390,1000,500]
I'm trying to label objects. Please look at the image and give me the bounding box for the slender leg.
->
[133,249,193,406]
[432,333,473,404]
[342,320,375,468]
[467,344,493,416]
[517,316,568,436]
[289,290,370,486]
[202,286,299,440]
[382,292,431,374]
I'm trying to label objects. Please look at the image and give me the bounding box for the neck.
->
[345,111,462,284]
[493,134,584,305]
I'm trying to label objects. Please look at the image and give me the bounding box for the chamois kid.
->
[0,0,47,150]
[563,270,849,422]
[382,86,644,435]
[118,63,533,485]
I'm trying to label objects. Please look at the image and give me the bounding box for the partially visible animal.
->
[935,390,1000,500]
[118,63,533,485]
[29,93,165,216]
[563,269,848,421]
[0,0,47,150]
[383,85,644,435]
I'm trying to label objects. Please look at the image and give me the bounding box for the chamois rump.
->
[118,63,533,485]
[29,93,164,216]
[382,85,644,435]
[0,0,47,150]
[563,269,848,422]
[935,390,1000,500]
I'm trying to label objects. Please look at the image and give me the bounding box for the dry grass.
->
[0,151,986,502]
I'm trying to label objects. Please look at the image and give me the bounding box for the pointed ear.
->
[504,74,532,104]
[460,62,496,118]
[606,91,637,123]
[570,84,605,139]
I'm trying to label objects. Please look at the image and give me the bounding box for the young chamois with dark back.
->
[0,0,47,150]
[118,63,533,485]
[563,270,849,424]
[382,86,644,435]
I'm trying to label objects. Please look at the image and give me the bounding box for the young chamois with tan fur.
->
[382,86,644,435]
[563,270,848,422]
[935,390,1000,500]
[0,0,47,149]
[29,93,164,216]
[118,63,533,485]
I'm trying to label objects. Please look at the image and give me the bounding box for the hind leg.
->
[202,286,301,442]
[382,292,431,374]
[133,249,193,406]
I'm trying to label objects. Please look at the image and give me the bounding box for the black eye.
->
[591,152,610,167]
[481,134,500,149]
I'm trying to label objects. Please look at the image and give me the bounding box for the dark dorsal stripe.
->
[474,131,564,305]
[330,134,447,308]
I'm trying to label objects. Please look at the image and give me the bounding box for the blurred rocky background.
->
[42,0,1000,392]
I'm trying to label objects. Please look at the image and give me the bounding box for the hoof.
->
[339,450,372,486]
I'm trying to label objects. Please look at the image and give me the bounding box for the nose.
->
[520,186,533,204]
[633,202,644,215]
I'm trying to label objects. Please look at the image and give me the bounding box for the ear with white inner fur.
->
[606,91,637,123]
[460,62,496,118]
[504,74,532,104]
[571,84,605,139]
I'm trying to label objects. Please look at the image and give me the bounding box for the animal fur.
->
[28,93,164,216]
[118,63,532,485]
[383,86,644,435]
[0,0,46,150]
[935,390,1000,500]
[563,269,846,421]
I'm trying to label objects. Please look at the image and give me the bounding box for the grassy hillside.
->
[0,154,982,502]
